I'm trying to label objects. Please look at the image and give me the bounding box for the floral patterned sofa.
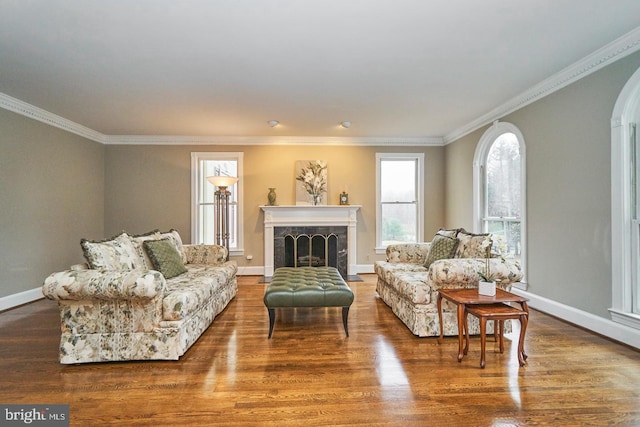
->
[42,229,237,364]
[374,228,523,337]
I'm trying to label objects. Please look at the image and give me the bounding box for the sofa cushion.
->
[455,229,491,258]
[81,232,145,270]
[374,261,428,284]
[424,234,459,268]
[144,238,188,279]
[162,265,235,321]
[387,270,433,305]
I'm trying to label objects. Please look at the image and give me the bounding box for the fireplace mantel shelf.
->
[260,205,362,209]
[260,205,360,277]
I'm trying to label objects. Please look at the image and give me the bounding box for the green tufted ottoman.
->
[263,267,355,338]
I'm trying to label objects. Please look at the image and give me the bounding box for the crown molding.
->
[0,92,441,146]
[0,92,106,143]
[4,25,640,147]
[102,134,444,146]
[443,26,640,144]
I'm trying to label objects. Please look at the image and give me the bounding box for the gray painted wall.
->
[445,51,640,318]
[0,109,104,298]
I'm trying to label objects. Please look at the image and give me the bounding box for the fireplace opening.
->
[274,226,347,278]
[285,233,338,269]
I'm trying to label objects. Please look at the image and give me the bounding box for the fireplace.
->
[274,226,348,277]
[261,205,360,279]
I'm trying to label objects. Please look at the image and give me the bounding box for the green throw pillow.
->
[424,234,459,268]
[143,238,187,279]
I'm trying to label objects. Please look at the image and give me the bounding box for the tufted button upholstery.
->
[263,267,354,337]
[264,267,354,307]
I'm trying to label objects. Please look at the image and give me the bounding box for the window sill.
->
[229,248,244,257]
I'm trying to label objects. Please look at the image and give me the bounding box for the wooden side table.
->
[465,303,528,368]
[437,288,529,365]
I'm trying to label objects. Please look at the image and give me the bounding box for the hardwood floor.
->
[1,274,639,426]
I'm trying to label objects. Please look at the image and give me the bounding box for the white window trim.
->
[473,121,527,289]
[190,151,244,256]
[375,152,425,253]
[610,66,640,329]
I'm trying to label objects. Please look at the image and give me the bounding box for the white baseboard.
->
[356,264,375,274]
[510,288,640,350]
[236,266,265,276]
[0,287,44,312]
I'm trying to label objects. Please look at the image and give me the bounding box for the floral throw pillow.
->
[143,238,188,279]
[424,234,459,268]
[81,232,145,270]
[159,229,187,264]
[436,228,461,239]
[130,230,162,269]
[455,229,491,258]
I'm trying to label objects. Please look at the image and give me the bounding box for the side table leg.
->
[457,303,465,362]
[463,311,469,356]
[520,302,529,360]
[518,313,528,365]
[479,317,487,369]
[437,293,444,344]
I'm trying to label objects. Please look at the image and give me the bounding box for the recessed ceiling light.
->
[341,121,351,128]
[268,120,279,127]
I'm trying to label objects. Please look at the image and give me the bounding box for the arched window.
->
[611,65,640,329]
[474,121,527,288]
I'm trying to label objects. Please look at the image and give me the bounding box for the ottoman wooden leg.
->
[267,308,276,339]
[342,307,350,337]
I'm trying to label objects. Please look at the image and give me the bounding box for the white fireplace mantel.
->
[260,205,360,277]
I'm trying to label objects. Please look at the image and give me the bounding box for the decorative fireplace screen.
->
[274,226,347,278]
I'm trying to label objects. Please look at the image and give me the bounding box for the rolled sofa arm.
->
[428,258,523,289]
[42,269,166,301]
[183,244,228,265]
[386,243,431,264]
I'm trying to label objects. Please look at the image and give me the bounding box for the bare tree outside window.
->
[485,133,521,256]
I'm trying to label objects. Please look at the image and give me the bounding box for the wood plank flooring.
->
[1,274,639,426]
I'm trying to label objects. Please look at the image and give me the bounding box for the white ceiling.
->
[2,1,640,141]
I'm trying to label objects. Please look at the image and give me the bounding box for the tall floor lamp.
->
[206,175,239,261]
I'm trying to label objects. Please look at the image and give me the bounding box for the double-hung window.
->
[191,152,244,254]
[376,153,424,251]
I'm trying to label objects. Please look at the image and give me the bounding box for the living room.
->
[2,2,640,425]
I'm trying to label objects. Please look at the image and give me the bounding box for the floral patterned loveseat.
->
[374,228,522,337]
[42,229,237,364]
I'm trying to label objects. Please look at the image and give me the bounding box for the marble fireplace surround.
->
[260,205,360,279]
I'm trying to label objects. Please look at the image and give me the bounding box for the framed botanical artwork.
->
[295,160,327,205]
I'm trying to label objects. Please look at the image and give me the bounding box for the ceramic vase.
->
[268,188,277,206]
